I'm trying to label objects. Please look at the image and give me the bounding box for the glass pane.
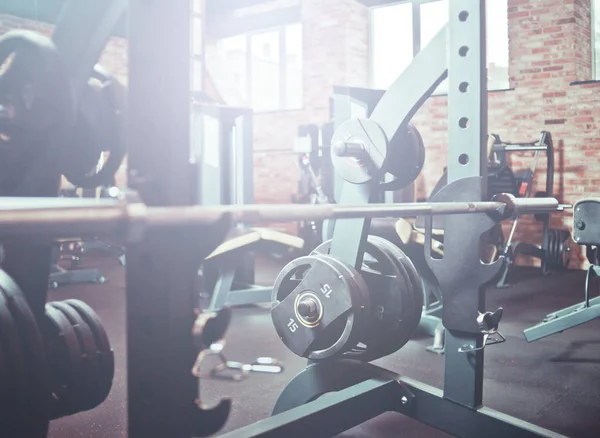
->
[214,35,248,106]
[202,114,220,168]
[371,2,413,90]
[596,0,600,79]
[487,0,509,89]
[192,0,202,15]
[420,0,448,49]
[251,30,280,111]
[192,57,203,91]
[419,0,509,92]
[420,0,449,93]
[192,16,203,56]
[284,23,303,109]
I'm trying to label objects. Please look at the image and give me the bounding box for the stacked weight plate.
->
[271,235,423,362]
[43,299,114,419]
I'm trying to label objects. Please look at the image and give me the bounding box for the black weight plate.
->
[360,243,414,361]
[546,230,554,270]
[311,240,392,360]
[560,230,572,269]
[551,229,560,270]
[0,287,28,417]
[541,229,550,273]
[271,255,363,359]
[545,229,555,271]
[320,254,384,360]
[308,254,370,359]
[379,236,423,332]
[50,301,102,412]
[313,237,416,362]
[65,299,114,405]
[315,255,371,357]
[318,256,371,336]
[44,304,84,418]
[554,230,562,269]
[0,269,49,424]
[380,123,425,191]
[0,331,8,398]
[373,237,423,358]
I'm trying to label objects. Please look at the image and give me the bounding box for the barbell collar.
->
[0,195,567,241]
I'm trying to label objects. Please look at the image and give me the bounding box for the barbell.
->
[0,193,568,242]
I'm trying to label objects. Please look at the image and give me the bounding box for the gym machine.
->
[297,86,443,345]
[220,1,570,437]
[47,188,111,289]
[524,199,600,342]
[293,123,334,252]
[491,131,572,288]
[192,101,303,311]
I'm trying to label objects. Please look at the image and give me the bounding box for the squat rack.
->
[123,0,565,437]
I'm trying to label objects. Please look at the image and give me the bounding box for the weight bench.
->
[48,240,106,289]
[204,227,304,311]
[524,199,600,342]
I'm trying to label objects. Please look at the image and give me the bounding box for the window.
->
[191,2,204,91]
[210,23,303,112]
[370,0,509,93]
[593,0,600,79]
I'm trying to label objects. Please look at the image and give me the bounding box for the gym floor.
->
[47,254,600,438]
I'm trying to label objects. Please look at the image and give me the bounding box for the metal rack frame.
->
[123,0,567,437]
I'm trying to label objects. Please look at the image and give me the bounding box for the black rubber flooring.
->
[46,255,600,438]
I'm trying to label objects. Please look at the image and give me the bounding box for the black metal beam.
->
[219,379,406,438]
[126,0,218,437]
[216,362,566,438]
[397,377,566,438]
[440,0,488,409]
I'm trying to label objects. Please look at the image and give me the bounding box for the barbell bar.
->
[493,145,548,152]
[0,193,568,242]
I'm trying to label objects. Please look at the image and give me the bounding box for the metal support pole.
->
[126,1,214,437]
[444,0,488,408]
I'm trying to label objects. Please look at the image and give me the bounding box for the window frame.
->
[368,0,509,92]
[215,23,303,112]
[593,0,600,80]
[191,5,205,92]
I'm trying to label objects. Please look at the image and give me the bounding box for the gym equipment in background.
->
[491,131,572,287]
[524,199,600,342]
[0,0,582,437]
[48,242,105,289]
[0,2,125,435]
[292,123,334,253]
[222,6,568,435]
[192,101,303,310]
